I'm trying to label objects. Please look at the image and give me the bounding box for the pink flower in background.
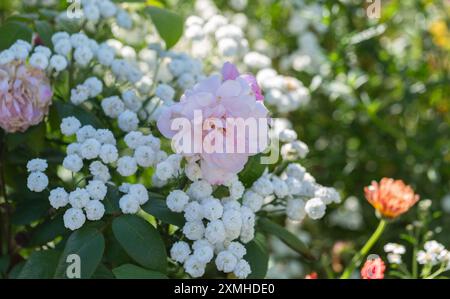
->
[360,257,386,279]
[158,62,269,185]
[0,61,52,133]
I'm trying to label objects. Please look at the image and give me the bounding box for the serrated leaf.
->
[113,264,168,279]
[54,227,105,278]
[18,250,60,279]
[112,215,167,273]
[145,7,183,49]
[258,218,315,260]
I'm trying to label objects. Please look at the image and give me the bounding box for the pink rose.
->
[0,61,52,133]
[157,62,269,185]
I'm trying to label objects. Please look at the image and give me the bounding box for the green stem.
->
[426,265,448,279]
[340,219,387,279]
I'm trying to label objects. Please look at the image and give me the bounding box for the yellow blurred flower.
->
[429,20,450,50]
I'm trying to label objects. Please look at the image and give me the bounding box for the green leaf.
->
[104,185,121,214]
[112,215,167,273]
[29,214,68,247]
[244,234,269,279]
[141,196,185,227]
[258,218,315,260]
[54,227,105,278]
[145,7,183,49]
[55,101,104,128]
[18,250,60,279]
[0,21,32,50]
[11,197,48,226]
[8,261,25,279]
[35,20,54,47]
[113,264,168,279]
[92,264,115,279]
[0,255,10,276]
[239,154,267,188]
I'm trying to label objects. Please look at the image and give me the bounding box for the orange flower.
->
[364,178,419,218]
[360,257,385,279]
[305,272,318,279]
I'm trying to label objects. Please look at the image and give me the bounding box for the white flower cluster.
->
[184,1,249,59]
[26,158,49,192]
[417,240,450,267]
[249,161,340,222]
[383,243,406,264]
[256,68,311,113]
[276,127,310,161]
[118,183,149,214]
[168,177,253,278]
[280,2,328,74]
[0,40,69,74]
[78,0,133,29]
[152,154,183,187]
[70,77,103,105]
[165,52,203,90]
[51,32,142,84]
[101,94,141,132]
[329,196,364,231]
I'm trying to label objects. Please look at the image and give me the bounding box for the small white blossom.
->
[29,52,49,70]
[201,197,224,221]
[184,256,206,278]
[134,146,156,168]
[183,221,205,241]
[49,54,68,72]
[252,176,274,196]
[228,242,247,259]
[85,200,105,221]
[84,77,103,97]
[118,110,139,132]
[124,131,144,149]
[233,259,251,278]
[170,241,191,263]
[305,197,326,220]
[242,190,263,212]
[119,194,140,214]
[184,201,204,222]
[155,84,175,102]
[63,208,86,230]
[76,125,96,143]
[95,129,116,145]
[63,154,83,172]
[187,180,213,201]
[80,138,101,160]
[99,144,119,164]
[101,96,125,118]
[69,188,90,209]
[215,250,238,273]
[117,156,138,177]
[286,198,306,222]
[193,245,214,264]
[129,184,149,205]
[26,158,48,173]
[49,187,69,209]
[74,45,93,67]
[205,220,226,245]
[167,190,190,212]
[86,180,107,201]
[89,161,111,182]
[60,117,81,136]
